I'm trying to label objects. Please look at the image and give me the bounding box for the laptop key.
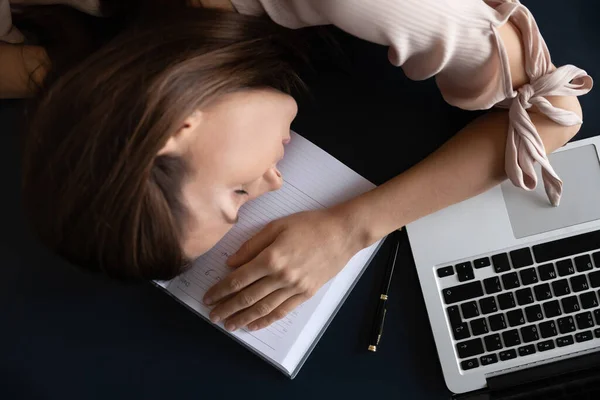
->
[537,340,555,352]
[510,248,534,269]
[492,253,511,273]
[484,277,502,295]
[484,333,503,352]
[543,300,562,318]
[534,283,553,301]
[452,323,470,340]
[525,305,544,323]
[507,309,525,327]
[520,325,539,343]
[552,279,571,297]
[480,354,498,366]
[516,288,534,306]
[557,259,576,277]
[595,328,600,338]
[519,268,539,286]
[470,318,489,336]
[461,358,479,370]
[532,229,600,263]
[589,271,600,288]
[595,309,600,325]
[456,262,475,282]
[575,255,594,272]
[575,330,593,343]
[474,257,491,269]
[538,263,557,281]
[502,329,521,347]
[561,296,581,314]
[488,314,507,331]
[479,297,498,315]
[570,275,589,292]
[556,335,574,347]
[575,311,594,330]
[518,344,536,357]
[579,292,599,310]
[437,266,454,278]
[539,321,558,338]
[461,301,480,319]
[498,293,516,310]
[447,306,462,324]
[499,349,517,361]
[557,316,576,334]
[502,272,520,290]
[456,338,485,358]
[594,252,600,268]
[443,281,484,305]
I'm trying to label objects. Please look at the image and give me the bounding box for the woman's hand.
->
[203,208,364,332]
[0,43,48,99]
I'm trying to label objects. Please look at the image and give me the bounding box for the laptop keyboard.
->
[438,229,600,371]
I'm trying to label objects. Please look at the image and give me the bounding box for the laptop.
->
[406,136,600,399]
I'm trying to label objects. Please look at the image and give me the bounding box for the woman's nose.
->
[262,166,283,193]
[246,167,283,200]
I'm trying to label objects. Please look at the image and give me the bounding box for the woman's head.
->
[22,8,303,280]
[161,88,296,259]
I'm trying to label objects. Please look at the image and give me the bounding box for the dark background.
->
[1,1,598,399]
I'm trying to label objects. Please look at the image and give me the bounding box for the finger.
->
[223,288,296,331]
[203,258,270,305]
[226,222,281,268]
[246,294,308,332]
[209,277,285,324]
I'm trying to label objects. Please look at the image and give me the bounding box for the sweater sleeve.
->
[0,0,25,43]
[231,0,593,206]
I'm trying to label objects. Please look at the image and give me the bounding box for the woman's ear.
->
[157,110,203,156]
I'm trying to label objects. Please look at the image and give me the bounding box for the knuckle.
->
[239,293,255,307]
[264,249,284,270]
[300,282,317,297]
[239,240,253,254]
[272,308,288,321]
[265,220,280,232]
[256,303,271,317]
[228,278,244,292]
[295,277,310,292]
[278,268,297,284]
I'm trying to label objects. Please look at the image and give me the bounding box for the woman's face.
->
[161,88,297,259]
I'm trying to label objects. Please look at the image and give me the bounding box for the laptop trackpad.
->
[501,144,600,239]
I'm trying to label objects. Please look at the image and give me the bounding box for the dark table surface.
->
[1,1,598,399]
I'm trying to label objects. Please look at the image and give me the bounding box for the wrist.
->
[329,199,380,254]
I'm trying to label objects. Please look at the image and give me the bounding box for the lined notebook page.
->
[162,132,376,373]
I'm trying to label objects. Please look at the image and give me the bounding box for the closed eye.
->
[235,189,248,196]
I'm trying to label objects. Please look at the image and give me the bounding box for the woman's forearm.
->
[336,95,583,250]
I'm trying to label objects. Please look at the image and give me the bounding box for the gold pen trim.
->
[368,345,377,352]
[380,294,388,300]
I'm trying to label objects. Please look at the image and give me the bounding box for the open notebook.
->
[155,132,383,378]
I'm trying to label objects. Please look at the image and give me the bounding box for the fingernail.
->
[204,297,213,305]
[248,324,258,331]
[210,314,221,323]
[225,322,236,331]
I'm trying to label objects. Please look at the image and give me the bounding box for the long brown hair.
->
[21,6,306,280]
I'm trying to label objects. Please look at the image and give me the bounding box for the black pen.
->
[368,229,403,352]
